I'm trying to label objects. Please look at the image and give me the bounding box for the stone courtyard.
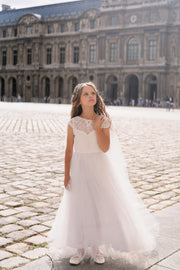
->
[0,103,179,270]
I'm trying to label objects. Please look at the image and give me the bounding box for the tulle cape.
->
[47,126,159,266]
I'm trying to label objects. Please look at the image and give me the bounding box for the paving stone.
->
[15,211,37,219]
[13,255,52,270]
[42,220,54,228]
[31,225,49,233]
[4,201,23,207]
[25,235,47,245]
[6,243,29,254]
[0,224,23,234]
[33,214,53,222]
[0,204,8,210]
[0,250,13,260]
[0,216,19,225]
[0,208,19,217]
[31,202,49,208]
[37,207,54,214]
[17,206,37,212]
[0,237,13,247]
[7,230,36,241]
[17,219,40,227]
[0,256,30,268]
[8,190,27,196]
[22,247,48,259]
[0,193,10,199]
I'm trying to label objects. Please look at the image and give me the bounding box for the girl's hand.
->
[64,176,71,190]
[93,115,105,131]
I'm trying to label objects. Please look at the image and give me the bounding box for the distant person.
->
[166,96,170,111]
[17,94,21,102]
[47,96,51,103]
[169,96,174,111]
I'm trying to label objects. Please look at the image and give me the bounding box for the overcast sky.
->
[0,0,78,10]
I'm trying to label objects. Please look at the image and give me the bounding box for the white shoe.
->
[69,249,85,265]
[94,249,105,264]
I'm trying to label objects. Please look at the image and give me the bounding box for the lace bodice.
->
[68,116,110,153]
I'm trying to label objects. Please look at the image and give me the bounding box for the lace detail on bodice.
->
[68,116,110,153]
[68,116,110,134]
[69,117,94,135]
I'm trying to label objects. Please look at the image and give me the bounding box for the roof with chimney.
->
[0,0,101,26]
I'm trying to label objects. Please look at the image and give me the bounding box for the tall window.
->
[172,47,175,57]
[110,43,117,62]
[48,25,52,34]
[74,22,79,32]
[61,24,65,33]
[3,30,6,38]
[47,48,52,64]
[13,50,18,65]
[111,16,117,26]
[127,38,139,61]
[73,47,79,63]
[89,45,96,63]
[90,20,95,29]
[150,12,157,23]
[27,27,31,35]
[149,40,157,60]
[60,47,66,64]
[99,37,106,60]
[27,49,32,65]
[2,50,7,66]
[14,28,17,37]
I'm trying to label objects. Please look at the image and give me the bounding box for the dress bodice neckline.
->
[77,116,93,121]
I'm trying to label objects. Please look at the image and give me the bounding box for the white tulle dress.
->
[48,116,158,264]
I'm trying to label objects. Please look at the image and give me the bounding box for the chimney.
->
[2,4,11,11]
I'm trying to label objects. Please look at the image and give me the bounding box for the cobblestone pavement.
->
[0,103,179,270]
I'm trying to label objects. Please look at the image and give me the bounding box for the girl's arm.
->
[64,124,74,189]
[93,116,110,153]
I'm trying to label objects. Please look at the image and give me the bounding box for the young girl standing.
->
[48,82,158,266]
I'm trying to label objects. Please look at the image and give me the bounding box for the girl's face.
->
[80,85,97,107]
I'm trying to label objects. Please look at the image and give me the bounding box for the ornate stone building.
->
[0,0,180,106]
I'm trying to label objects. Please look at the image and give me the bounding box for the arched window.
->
[12,78,17,97]
[107,75,118,102]
[127,38,139,61]
[45,78,50,97]
[59,77,63,97]
[0,78,5,97]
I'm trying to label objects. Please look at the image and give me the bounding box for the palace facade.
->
[0,0,180,106]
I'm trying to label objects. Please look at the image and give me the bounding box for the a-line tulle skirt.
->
[48,137,159,266]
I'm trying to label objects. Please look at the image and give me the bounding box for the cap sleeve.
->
[101,116,110,129]
[68,118,74,129]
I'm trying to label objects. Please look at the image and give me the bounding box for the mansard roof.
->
[0,0,101,25]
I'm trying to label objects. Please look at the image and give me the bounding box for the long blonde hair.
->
[70,82,111,122]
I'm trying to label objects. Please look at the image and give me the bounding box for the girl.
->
[48,82,158,266]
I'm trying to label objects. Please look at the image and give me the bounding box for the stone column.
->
[122,73,126,105]
[67,40,71,64]
[18,44,24,66]
[8,46,12,66]
[50,74,55,102]
[53,42,58,64]
[138,73,143,99]
[63,74,68,101]
[159,72,166,101]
